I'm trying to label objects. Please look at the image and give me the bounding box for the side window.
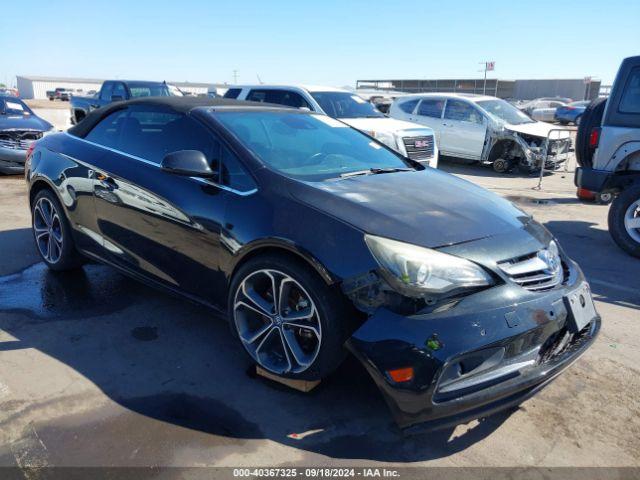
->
[84,109,128,148]
[417,99,444,118]
[398,99,419,114]
[111,82,126,100]
[246,89,268,103]
[119,109,220,166]
[99,82,113,101]
[444,100,483,124]
[223,88,242,99]
[619,67,640,114]
[279,91,311,109]
[220,147,256,192]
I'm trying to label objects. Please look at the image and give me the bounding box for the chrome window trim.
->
[64,132,258,197]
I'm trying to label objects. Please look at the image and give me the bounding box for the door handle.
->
[90,104,100,109]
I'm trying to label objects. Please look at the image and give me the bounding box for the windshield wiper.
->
[339,167,413,179]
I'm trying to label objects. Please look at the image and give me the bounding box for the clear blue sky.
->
[1,0,638,88]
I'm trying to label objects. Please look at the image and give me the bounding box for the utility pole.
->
[233,70,239,84]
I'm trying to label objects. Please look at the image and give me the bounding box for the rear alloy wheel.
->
[32,190,84,270]
[608,186,640,258]
[230,255,348,380]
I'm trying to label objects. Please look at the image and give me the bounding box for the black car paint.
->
[26,100,599,429]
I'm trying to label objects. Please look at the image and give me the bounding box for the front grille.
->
[402,135,434,161]
[497,250,567,292]
[0,131,42,151]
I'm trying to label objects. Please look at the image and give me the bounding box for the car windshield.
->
[0,98,31,116]
[128,82,184,98]
[476,99,535,124]
[214,111,412,181]
[309,91,384,119]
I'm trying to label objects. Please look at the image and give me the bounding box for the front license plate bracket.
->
[563,282,597,333]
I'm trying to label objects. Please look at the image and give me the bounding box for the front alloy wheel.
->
[233,269,322,375]
[33,196,64,264]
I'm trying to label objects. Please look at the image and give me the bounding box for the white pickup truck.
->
[224,85,438,167]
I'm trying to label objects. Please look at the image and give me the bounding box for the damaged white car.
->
[390,93,572,173]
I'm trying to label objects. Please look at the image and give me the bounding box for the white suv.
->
[224,85,438,167]
[390,93,571,173]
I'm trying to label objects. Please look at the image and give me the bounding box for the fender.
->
[608,141,640,172]
[226,236,337,285]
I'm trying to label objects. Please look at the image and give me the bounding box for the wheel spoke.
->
[235,300,271,320]
[626,217,640,229]
[34,229,48,241]
[277,278,293,316]
[282,328,312,368]
[282,306,315,322]
[242,283,274,316]
[277,328,293,373]
[254,327,278,356]
[46,233,54,261]
[242,320,273,345]
[282,321,320,341]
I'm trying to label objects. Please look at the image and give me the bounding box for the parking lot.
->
[0,104,638,471]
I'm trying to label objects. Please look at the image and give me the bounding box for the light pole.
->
[233,70,239,84]
[479,61,495,95]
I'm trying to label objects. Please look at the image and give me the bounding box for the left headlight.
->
[365,234,493,299]
[369,130,398,150]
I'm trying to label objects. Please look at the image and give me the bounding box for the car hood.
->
[288,169,530,248]
[0,114,53,132]
[505,121,570,138]
[339,117,434,136]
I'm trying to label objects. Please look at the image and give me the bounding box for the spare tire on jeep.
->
[576,98,607,168]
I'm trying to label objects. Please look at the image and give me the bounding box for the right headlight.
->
[365,234,493,299]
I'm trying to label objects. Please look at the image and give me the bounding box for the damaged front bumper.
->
[0,145,28,173]
[345,262,600,432]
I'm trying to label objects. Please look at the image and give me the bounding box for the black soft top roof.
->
[68,97,291,138]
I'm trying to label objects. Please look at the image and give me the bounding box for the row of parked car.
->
[519,97,591,125]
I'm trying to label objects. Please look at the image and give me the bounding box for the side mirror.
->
[111,95,124,102]
[161,150,217,178]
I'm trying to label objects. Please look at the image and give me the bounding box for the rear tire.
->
[608,186,640,258]
[228,254,350,380]
[32,189,85,271]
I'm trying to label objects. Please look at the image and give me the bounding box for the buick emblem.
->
[537,248,560,272]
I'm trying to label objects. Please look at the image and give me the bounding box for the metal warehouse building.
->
[16,76,224,99]
[356,78,601,101]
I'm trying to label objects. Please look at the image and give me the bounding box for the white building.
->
[16,75,226,99]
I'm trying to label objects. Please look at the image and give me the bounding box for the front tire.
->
[492,158,512,174]
[32,189,84,270]
[229,254,349,380]
[608,186,640,258]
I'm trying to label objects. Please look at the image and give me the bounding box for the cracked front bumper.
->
[345,266,600,431]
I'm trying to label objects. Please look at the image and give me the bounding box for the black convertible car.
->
[25,97,600,430]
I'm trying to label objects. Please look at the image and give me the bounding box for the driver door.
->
[83,105,230,302]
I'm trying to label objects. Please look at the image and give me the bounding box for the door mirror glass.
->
[161,150,217,178]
